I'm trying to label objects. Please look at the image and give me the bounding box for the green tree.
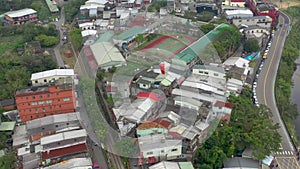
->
[114,138,136,157]
[200,23,216,34]
[197,11,215,22]
[244,38,259,53]
[70,28,83,50]
[35,34,59,47]
[135,34,144,45]
[0,152,15,169]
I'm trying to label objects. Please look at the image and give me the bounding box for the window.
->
[47,94,50,97]
[44,114,46,117]
[56,93,59,96]
[199,71,203,74]
[63,98,70,102]
[55,125,58,127]
[57,142,60,145]
[214,73,219,76]
[30,116,33,119]
[171,148,178,152]
[35,108,38,112]
[146,152,153,155]
[46,100,52,104]
[44,79,47,82]
[50,106,52,110]
[35,80,38,84]
[32,96,35,99]
[66,123,69,125]
[38,101,44,105]
[39,95,43,98]
[161,150,164,153]
[26,97,28,100]
[204,72,208,75]
[28,103,30,106]
[31,102,37,106]
[59,105,61,108]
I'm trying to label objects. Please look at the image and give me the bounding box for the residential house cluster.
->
[0,69,96,169]
[221,0,275,47]
[2,8,38,26]
[104,25,255,166]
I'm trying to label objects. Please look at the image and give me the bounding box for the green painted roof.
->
[161,79,171,86]
[175,23,230,60]
[45,0,59,13]
[173,53,195,63]
[178,162,194,169]
[95,32,113,43]
[0,121,16,131]
[114,26,147,41]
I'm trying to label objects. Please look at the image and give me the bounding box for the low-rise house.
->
[227,78,244,95]
[149,161,194,169]
[242,25,270,35]
[138,134,182,163]
[225,9,253,19]
[0,99,15,110]
[173,96,202,111]
[196,4,219,15]
[43,157,93,169]
[40,129,88,160]
[228,65,248,81]
[12,125,28,150]
[79,22,96,30]
[136,121,169,137]
[113,98,160,136]
[223,157,259,169]
[222,0,246,7]
[212,100,234,123]
[192,65,226,79]
[232,16,272,29]
[3,8,38,26]
[0,121,16,135]
[223,57,250,70]
[171,88,226,103]
[113,26,148,47]
[30,69,74,86]
[26,112,82,141]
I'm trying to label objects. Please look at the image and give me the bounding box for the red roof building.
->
[41,143,87,160]
[136,92,165,102]
[14,77,76,122]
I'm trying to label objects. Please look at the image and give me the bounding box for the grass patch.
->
[60,44,76,68]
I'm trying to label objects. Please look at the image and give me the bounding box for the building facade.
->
[15,77,76,122]
[3,8,38,26]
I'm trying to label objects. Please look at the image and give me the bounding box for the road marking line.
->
[263,17,284,105]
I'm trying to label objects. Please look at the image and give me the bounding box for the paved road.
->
[53,7,66,68]
[256,11,300,169]
[256,11,293,152]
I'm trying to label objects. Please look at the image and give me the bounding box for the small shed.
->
[66,50,72,58]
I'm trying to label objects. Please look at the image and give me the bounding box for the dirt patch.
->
[60,44,76,69]
[272,0,300,9]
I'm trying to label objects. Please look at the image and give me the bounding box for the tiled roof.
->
[214,101,234,108]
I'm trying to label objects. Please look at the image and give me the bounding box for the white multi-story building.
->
[138,134,182,160]
[30,69,75,86]
[192,65,226,80]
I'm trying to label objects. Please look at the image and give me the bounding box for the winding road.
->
[256,11,300,168]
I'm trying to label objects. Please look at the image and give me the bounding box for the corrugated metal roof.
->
[114,26,147,41]
[45,0,59,13]
[0,121,16,131]
[31,69,74,81]
[90,42,126,67]
[43,157,92,169]
[193,64,226,74]
[5,8,36,18]
[95,32,113,43]
[41,129,87,145]
[149,161,180,169]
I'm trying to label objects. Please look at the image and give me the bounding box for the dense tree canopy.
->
[70,28,83,50]
[194,87,281,168]
[244,38,260,53]
[200,23,216,34]
[212,25,242,61]
[275,6,300,145]
[64,0,87,23]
